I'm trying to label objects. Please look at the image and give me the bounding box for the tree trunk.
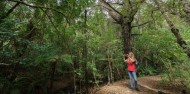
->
[155,0,190,58]
[49,59,57,94]
[92,57,99,88]
[108,55,113,84]
[82,9,88,93]
[99,0,142,54]
[122,23,132,54]
[110,53,113,82]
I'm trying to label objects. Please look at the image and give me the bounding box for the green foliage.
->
[133,8,190,88]
[1,0,190,93]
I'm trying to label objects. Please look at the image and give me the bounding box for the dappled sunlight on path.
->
[94,75,182,94]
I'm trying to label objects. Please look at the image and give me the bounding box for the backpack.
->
[135,60,139,68]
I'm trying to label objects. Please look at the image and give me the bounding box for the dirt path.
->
[91,75,184,94]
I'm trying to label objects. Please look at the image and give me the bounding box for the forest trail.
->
[92,75,183,94]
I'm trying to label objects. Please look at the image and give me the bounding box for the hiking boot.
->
[135,88,140,91]
[129,87,134,91]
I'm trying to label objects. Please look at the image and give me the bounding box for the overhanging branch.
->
[99,0,123,24]
[8,0,69,23]
[132,21,150,27]
[107,2,124,6]
[100,0,123,16]
[0,1,21,20]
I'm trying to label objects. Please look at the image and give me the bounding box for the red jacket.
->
[127,59,136,71]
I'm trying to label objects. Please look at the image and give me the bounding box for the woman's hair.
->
[129,52,134,58]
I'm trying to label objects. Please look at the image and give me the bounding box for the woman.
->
[124,52,140,91]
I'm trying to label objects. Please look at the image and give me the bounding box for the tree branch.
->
[181,0,190,25]
[127,0,145,23]
[132,21,150,27]
[128,0,133,9]
[131,33,142,36]
[107,2,124,6]
[41,9,74,61]
[99,0,123,24]
[0,63,10,66]
[41,9,59,31]
[154,0,190,58]
[8,0,69,23]
[0,0,21,20]
[100,0,123,16]
[182,0,190,13]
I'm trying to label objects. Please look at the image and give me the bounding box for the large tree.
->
[99,0,145,54]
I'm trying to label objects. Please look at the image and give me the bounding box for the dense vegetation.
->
[1,0,190,94]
